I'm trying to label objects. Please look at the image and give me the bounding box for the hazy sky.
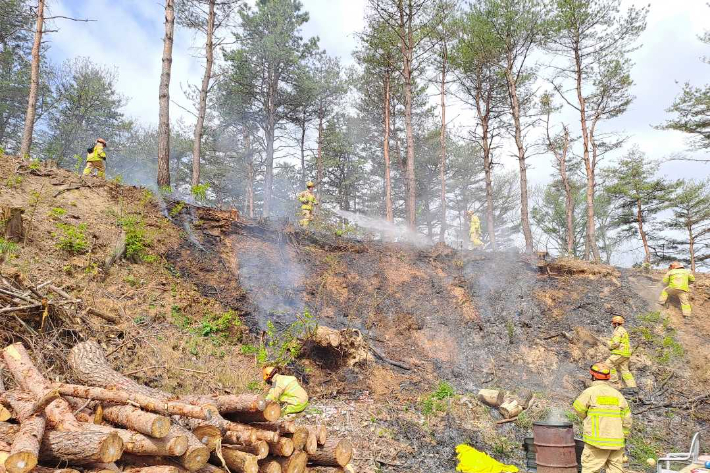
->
[46,0,709,185]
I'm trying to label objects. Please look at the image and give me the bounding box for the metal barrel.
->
[532,422,578,473]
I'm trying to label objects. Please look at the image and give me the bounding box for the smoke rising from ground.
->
[334,209,431,246]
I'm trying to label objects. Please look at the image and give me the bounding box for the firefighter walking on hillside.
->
[573,363,632,473]
[605,316,637,392]
[658,261,695,317]
[83,138,108,178]
[297,181,318,228]
[468,211,483,248]
[263,366,309,415]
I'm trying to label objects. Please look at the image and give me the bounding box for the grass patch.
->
[49,207,66,219]
[119,215,156,263]
[0,237,20,258]
[54,223,88,253]
[632,311,684,365]
[420,381,455,416]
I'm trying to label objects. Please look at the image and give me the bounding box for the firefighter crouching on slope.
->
[605,316,637,393]
[263,366,308,415]
[658,261,695,317]
[468,211,483,248]
[83,138,108,178]
[573,363,632,473]
[297,181,318,228]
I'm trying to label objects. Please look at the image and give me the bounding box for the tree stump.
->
[2,207,24,243]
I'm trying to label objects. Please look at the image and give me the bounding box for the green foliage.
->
[489,435,516,457]
[0,147,4,156]
[49,207,66,219]
[28,159,40,170]
[54,223,88,253]
[259,311,317,368]
[420,381,455,416]
[5,175,22,188]
[0,237,19,257]
[170,305,191,330]
[632,312,684,365]
[119,215,155,263]
[627,429,661,468]
[159,185,173,195]
[664,179,710,268]
[240,344,258,355]
[171,305,244,346]
[140,189,155,207]
[123,275,143,287]
[169,202,186,217]
[246,380,262,392]
[74,154,83,173]
[111,174,123,184]
[191,183,210,202]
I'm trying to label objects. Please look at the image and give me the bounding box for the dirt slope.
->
[1,156,708,473]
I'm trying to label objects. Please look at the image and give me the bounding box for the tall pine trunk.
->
[244,130,254,219]
[19,0,44,159]
[383,71,393,223]
[399,0,416,230]
[504,63,533,253]
[688,225,695,272]
[636,199,651,264]
[300,110,306,189]
[191,0,216,188]
[157,0,175,188]
[481,122,496,250]
[575,49,601,262]
[438,42,447,243]
[263,69,276,217]
[317,109,323,190]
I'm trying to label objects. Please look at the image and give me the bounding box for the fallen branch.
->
[369,347,411,371]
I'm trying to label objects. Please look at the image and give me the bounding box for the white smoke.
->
[333,209,431,246]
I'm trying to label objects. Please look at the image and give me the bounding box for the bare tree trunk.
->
[575,50,601,262]
[399,0,416,230]
[263,69,276,217]
[504,64,533,253]
[300,111,306,189]
[244,130,254,219]
[191,0,216,188]
[438,42,447,243]
[157,0,175,188]
[636,199,651,264]
[561,130,574,255]
[19,0,44,159]
[317,108,324,190]
[688,226,695,272]
[383,71,393,223]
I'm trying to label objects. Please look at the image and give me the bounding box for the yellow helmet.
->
[611,316,625,325]
[262,366,277,382]
[590,362,611,380]
[306,181,315,188]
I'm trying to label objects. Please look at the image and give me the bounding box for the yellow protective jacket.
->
[469,215,482,246]
[573,381,632,450]
[662,268,695,292]
[297,190,318,211]
[265,374,308,409]
[608,326,631,357]
[87,144,107,162]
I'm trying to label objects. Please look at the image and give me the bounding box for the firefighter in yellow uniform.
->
[573,363,632,473]
[658,261,695,317]
[297,182,318,228]
[83,138,107,178]
[468,211,483,248]
[263,366,308,415]
[605,316,636,391]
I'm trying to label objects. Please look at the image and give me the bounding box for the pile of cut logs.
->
[477,389,534,422]
[0,342,354,473]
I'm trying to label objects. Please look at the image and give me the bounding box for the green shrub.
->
[169,202,186,217]
[0,238,19,257]
[421,381,455,416]
[49,207,66,219]
[28,159,40,170]
[6,175,22,188]
[54,223,88,253]
[119,215,154,263]
[259,311,317,368]
[191,183,210,202]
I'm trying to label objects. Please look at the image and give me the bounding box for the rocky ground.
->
[1,156,708,473]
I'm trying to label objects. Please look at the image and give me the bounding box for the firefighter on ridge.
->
[263,366,308,415]
[468,211,483,248]
[83,138,108,178]
[658,261,695,317]
[297,181,318,228]
[573,363,632,473]
[605,316,637,392]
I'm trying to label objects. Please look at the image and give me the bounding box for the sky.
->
[46,0,710,238]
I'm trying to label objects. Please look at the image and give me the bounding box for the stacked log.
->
[477,388,534,420]
[0,342,356,473]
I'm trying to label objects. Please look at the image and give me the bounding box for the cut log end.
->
[178,444,210,472]
[266,438,293,457]
[262,403,281,422]
[98,431,124,463]
[124,467,181,473]
[4,451,38,473]
[192,425,221,452]
[308,439,353,468]
[258,461,281,473]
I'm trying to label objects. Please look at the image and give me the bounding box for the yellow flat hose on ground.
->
[456,444,519,473]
